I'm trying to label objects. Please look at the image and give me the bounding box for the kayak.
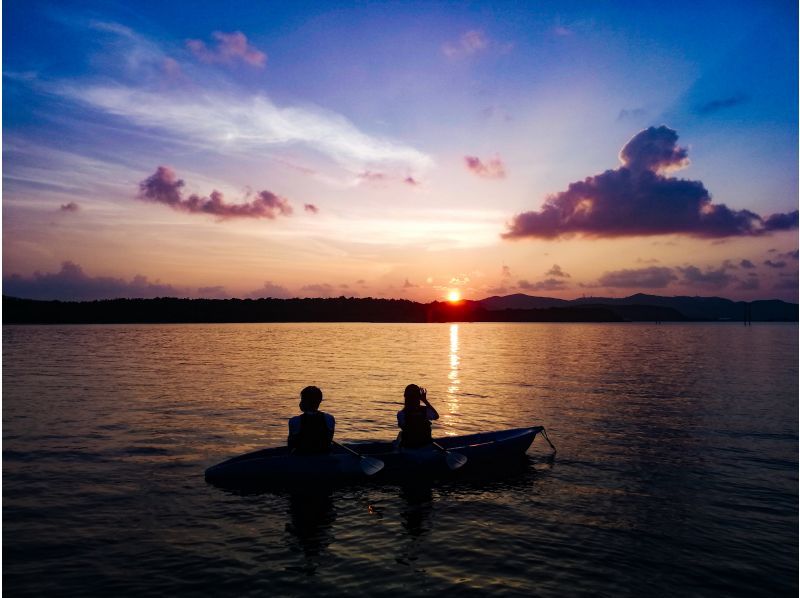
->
[205,426,551,487]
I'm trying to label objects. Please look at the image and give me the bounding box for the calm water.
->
[3,323,798,596]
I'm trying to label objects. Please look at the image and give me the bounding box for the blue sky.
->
[3,0,798,301]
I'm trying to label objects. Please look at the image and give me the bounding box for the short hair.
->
[403,384,421,409]
[300,385,323,410]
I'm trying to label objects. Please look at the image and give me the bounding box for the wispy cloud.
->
[696,93,749,115]
[518,278,568,291]
[60,202,80,212]
[504,126,798,239]
[245,281,293,299]
[546,264,570,278]
[138,166,292,220]
[764,259,787,269]
[186,31,266,68]
[465,155,506,179]
[304,203,319,214]
[443,30,489,58]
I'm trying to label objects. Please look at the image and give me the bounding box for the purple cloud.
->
[518,278,568,291]
[736,275,760,291]
[465,155,506,179]
[300,283,336,298]
[246,281,292,299]
[781,249,799,260]
[60,202,80,212]
[304,203,319,214]
[138,166,292,220]
[677,265,735,290]
[503,126,798,239]
[3,262,181,301]
[546,264,570,278]
[740,259,756,269]
[597,266,677,289]
[404,176,420,186]
[186,31,266,67]
[764,259,787,269]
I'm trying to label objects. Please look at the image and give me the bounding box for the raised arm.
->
[419,387,439,420]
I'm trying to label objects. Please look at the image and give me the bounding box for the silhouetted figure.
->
[288,386,335,455]
[397,384,440,449]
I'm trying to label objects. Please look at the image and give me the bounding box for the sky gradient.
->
[4,0,798,302]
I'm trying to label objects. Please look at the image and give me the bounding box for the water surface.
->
[3,323,797,596]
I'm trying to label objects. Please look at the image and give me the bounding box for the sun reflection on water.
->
[446,324,460,429]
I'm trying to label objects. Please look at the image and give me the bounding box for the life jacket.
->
[399,407,432,448]
[291,412,331,455]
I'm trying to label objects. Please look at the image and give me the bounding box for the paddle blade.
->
[445,451,468,470]
[359,456,384,476]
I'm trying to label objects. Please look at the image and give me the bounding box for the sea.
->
[3,322,798,596]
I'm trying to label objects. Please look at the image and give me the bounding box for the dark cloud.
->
[764,259,787,269]
[304,203,319,214]
[60,202,80,212]
[677,265,735,290]
[186,31,266,67]
[503,126,798,239]
[139,166,292,220]
[3,261,181,301]
[597,266,677,289]
[546,264,570,278]
[781,249,799,260]
[736,276,760,291]
[465,155,506,179]
[404,176,420,186]
[696,94,749,115]
[246,281,292,299]
[773,278,799,291]
[740,259,756,269]
[517,278,568,291]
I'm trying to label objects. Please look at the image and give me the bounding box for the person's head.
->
[299,385,323,412]
[403,384,422,410]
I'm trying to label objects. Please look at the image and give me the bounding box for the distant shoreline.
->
[3,295,797,324]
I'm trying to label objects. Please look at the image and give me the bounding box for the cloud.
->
[246,281,292,299]
[501,265,512,278]
[774,278,799,291]
[465,155,506,179]
[56,85,433,173]
[780,249,799,260]
[186,31,266,67]
[299,283,337,297]
[764,259,787,269]
[60,202,80,212]
[696,94,749,115]
[677,265,735,290]
[3,261,181,300]
[740,259,756,269]
[442,30,489,58]
[617,108,647,121]
[546,264,570,278]
[357,170,388,183]
[404,176,420,186]
[304,203,319,214]
[138,166,292,220]
[197,285,229,298]
[518,278,568,291]
[503,126,798,239]
[402,278,418,288]
[736,275,760,291]
[597,266,678,289]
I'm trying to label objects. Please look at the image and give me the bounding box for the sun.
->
[447,290,462,303]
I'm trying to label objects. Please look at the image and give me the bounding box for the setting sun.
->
[447,290,461,303]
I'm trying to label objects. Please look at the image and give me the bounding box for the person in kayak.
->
[397,384,439,449]
[288,386,336,455]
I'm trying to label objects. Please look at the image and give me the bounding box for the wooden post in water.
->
[743,302,752,326]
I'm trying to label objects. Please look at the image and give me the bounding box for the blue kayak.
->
[205,426,552,486]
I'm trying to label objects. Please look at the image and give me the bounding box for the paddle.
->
[432,441,468,470]
[332,440,385,476]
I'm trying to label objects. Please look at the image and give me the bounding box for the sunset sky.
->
[4,0,798,302]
